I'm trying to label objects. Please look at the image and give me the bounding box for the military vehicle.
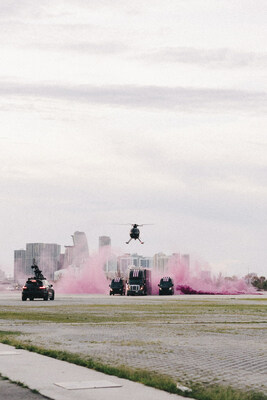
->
[158,276,174,295]
[109,277,126,295]
[126,267,151,296]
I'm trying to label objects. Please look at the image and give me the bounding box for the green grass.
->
[0,301,266,324]
[0,330,21,338]
[0,332,266,400]
[189,383,266,400]
[239,298,267,301]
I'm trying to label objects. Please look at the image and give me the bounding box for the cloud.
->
[0,82,266,113]
[32,41,128,54]
[0,1,50,20]
[145,47,267,69]
[1,136,267,230]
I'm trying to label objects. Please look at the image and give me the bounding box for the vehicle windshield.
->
[160,278,172,287]
[129,279,143,285]
[111,280,122,288]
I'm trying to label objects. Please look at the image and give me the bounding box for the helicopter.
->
[126,224,152,244]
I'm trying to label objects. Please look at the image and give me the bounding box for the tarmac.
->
[0,343,187,400]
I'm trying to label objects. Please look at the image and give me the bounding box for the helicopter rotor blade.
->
[110,223,154,226]
[137,224,154,226]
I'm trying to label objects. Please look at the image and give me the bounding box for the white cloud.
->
[145,47,267,69]
[0,82,266,113]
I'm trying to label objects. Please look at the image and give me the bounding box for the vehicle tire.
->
[29,297,34,301]
[43,294,48,301]
[22,295,27,301]
[50,292,55,300]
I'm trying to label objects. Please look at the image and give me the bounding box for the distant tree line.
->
[252,276,267,291]
[244,273,267,291]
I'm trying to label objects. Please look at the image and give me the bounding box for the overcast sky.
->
[1,0,267,277]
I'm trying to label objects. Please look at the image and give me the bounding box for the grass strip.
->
[0,332,266,400]
[0,301,266,324]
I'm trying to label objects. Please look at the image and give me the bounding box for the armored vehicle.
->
[109,277,126,295]
[126,267,151,296]
[158,276,174,295]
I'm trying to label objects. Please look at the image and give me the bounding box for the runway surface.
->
[0,292,266,395]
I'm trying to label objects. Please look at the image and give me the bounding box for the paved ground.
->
[0,292,266,395]
[0,342,186,400]
[0,377,50,400]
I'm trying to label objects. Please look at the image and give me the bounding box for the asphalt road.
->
[1,290,264,305]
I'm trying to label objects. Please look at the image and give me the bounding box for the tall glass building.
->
[14,249,26,283]
[71,231,89,266]
[25,243,61,280]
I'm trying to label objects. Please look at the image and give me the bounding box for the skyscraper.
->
[71,231,89,266]
[117,254,133,276]
[153,252,170,273]
[140,256,153,269]
[63,245,74,268]
[99,236,116,274]
[116,253,153,276]
[14,249,26,283]
[99,236,111,250]
[25,243,61,280]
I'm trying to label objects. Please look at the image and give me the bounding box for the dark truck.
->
[109,277,126,295]
[126,267,151,296]
[158,276,174,295]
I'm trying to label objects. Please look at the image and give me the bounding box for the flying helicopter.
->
[125,223,152,244]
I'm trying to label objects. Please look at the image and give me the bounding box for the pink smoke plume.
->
[56,248,256,295]
[56,248,110,294]
[158,255,257,295]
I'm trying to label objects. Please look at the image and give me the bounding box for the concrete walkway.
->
[0,343,187,400]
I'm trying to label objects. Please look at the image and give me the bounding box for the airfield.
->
[0,292,266,396]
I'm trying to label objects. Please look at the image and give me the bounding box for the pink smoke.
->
[152,255,257,295]
[55,248,257,295]
[56,248,110,294]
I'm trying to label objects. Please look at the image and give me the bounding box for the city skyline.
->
[13,231,193,281]
[1,2,267,278]
[8,217,267,280]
